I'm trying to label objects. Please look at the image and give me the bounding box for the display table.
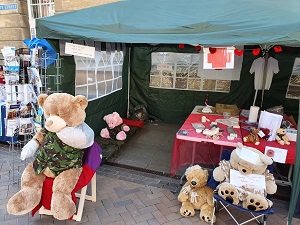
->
[240,116,297,186]
[170,112,242,177]
[170,106,297,183]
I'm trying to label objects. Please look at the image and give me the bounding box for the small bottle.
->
[204,93,209,106]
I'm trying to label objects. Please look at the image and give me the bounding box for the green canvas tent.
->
[36,0,300,45]
[35,0,300,223]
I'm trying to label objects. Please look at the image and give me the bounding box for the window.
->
[150,52,243,93]
[74,51,124,101]
[27,0,55,38]
[286,58,300,99]
[27,0,55,19]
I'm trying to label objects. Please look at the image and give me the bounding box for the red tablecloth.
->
[240,116,296,165]
[170,113,242,176]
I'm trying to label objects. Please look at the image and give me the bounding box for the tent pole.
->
[253,89,258,106]
[260,50,269,108]
[127,46,131,118]
[287,99,300,225]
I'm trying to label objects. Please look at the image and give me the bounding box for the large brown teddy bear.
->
[213,143,277,211]
[178,165,216,224]
[7,93,94,220]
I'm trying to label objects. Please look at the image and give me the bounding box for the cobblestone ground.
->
[1,143,300,225]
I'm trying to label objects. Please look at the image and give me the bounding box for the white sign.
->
[65,42,95,58]
[230,169,266,191]
[238,147,260,165]
[203,47,235,69]
[265,146,287,163]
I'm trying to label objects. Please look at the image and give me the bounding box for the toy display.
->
[276,128,290,145]
[178,165,216,224]
[213,143,277,211]
[243,128,260,145]
[7,93,94,220]
[100,111,130,141]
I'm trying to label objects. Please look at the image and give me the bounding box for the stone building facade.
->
[0,0,119,54]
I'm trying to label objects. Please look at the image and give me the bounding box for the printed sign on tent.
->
[65,42,95,59]
[203,47,235,69]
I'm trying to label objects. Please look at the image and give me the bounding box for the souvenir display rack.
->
[1,46,62,184]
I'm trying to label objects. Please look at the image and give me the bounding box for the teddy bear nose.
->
[46,120,53,127]
[191,181,197,186]
[242,169,247,173]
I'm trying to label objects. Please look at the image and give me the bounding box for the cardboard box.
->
[215,103,240,116]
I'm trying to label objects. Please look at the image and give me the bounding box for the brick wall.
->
[0,0,118,59]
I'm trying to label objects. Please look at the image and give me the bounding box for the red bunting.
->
[274,45,282,53]
[195,45,202,51]
[209,47,217,54]
[234,49,244,56]
[252,48,261,56]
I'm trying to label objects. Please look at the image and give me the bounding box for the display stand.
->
[1,45,62,184]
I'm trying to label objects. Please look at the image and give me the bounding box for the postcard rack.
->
[1,46,62,184]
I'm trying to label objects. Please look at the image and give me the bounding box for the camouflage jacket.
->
[108,123,126,140]
[33,128,84,176]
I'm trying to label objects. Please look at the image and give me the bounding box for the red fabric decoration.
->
[259,128,271,140]
[178,44,185,49]
[252,48,261,56]
[195,45,202,51]
[209,47,217,54]
[31,164,95,219]
[234,48,244,56]
[274,45,282,53]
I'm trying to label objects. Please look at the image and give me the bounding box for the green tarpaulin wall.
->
[129,44,299,124]
[43,40,129,135]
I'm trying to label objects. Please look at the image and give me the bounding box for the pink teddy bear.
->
[100,112,130,141]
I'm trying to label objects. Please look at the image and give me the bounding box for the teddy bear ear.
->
[73,95,88,110]
[37,94,48,108]
[112,112,119,116]
[260,154,273,165]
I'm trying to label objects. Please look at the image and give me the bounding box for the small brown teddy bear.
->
[178,165,216,224]
[243,128,260,145]
[276,128,290,145]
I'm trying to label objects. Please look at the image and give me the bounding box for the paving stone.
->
[0,142,299,225]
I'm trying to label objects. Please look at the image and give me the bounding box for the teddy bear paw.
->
[218,183,239,205]
[7,189,41,215]
[181,209,194,217]
[116,131,127,141]
[243,197,268,211]
[201,215,212,223]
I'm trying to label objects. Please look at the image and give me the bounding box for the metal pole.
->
[260,50,269,108]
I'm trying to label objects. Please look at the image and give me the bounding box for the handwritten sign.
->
[230,169,266,191]
[65,42,95,58]
[157,64,173,71]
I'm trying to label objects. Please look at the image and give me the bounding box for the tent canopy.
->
[36,2,300,225]
[36,0,300,46]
